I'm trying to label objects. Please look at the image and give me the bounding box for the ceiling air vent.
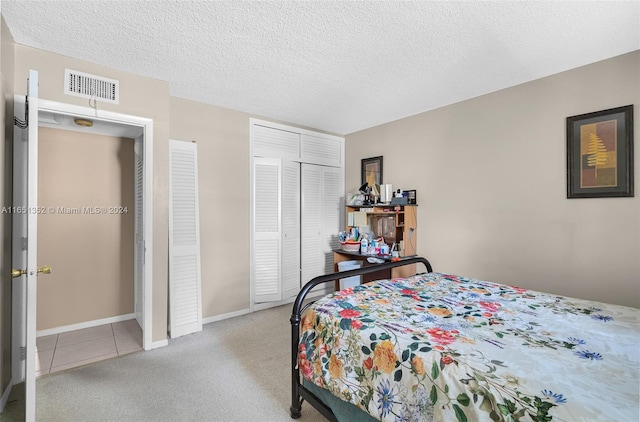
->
[64,69,119,104]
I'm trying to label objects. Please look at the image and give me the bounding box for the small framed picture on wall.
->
[361,156,383,187]
[566,105,634,198]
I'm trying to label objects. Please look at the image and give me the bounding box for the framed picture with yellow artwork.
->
[566,105,634,198]
[361,156,383,188]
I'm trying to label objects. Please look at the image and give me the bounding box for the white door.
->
[321,166,342,273]
[301,164,343,294]
[252,157,282,303]
[134,135,144,329]
[300,164,323,287]
[168,140,202,338]
[11,69,40,421]
[281,161,300,299]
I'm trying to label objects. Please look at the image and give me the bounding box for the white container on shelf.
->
[360,235,368,254]
[337,260,362,289]
[380,184,393,203]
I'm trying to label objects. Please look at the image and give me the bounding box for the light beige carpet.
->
[1,304,326,422]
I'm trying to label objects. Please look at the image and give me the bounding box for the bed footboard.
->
[289,257,432,420]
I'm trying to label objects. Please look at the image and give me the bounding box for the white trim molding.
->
[36,314,137,337]
[202,308,251,325]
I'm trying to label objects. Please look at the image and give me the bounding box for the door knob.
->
[37,265,52,275]
[11,269,26,278]
[11,265,51,278]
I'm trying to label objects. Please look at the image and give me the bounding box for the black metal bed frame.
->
[289,257,433,420]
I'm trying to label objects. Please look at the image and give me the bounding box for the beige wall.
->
[13,45,170,342]
[346,51,640,308]
[37,128,134,330]
[0,15,16,397]
[169,98,251,315]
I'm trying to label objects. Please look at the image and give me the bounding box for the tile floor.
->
[35,319,143,377]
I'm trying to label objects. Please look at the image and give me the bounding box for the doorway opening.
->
[11,96,154,384]
[35,124,139,375]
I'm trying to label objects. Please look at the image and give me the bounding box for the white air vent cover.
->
[64,69,119,104]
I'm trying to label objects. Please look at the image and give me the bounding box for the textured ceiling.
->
[2,1,639,135]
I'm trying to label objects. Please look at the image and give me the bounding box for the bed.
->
[289,257,639,421]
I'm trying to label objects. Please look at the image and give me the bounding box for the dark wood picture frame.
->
[566,105,634,198]
[361,156,383,188]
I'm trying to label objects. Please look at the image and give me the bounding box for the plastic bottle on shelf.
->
[360,235,368,254]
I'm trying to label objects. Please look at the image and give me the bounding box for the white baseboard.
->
[252,289,328,313]
[252,296,296,312]
[150,339,169,349]
[36,313,137,337]
[0,379,12,413]
[202,308,250,325]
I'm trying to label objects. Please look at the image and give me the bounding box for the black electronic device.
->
[403,190,417,205]
[359,183,373,205]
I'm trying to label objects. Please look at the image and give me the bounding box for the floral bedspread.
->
[298,272,639,421]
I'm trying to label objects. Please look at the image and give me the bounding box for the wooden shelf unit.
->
[346,204,417,254]
[344,204,418,278]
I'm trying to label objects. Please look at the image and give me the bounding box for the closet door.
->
[133,136,144,329]
[301,165,343,293]
[252,157,282,303]
[169,140,202,338]
[321,166,342,274]
[301,165,323,287]
[250,119,345,307]
[282,161,301,299]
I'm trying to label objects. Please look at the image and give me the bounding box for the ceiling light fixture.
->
[73,118,94,127]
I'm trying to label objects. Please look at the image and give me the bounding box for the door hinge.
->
[21,237,28,251]
[14,116,28,130]
[20,346,26,361]
[14,96,29,136]
[13,96,29,129]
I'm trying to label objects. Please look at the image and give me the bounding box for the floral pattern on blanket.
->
[299,272,640,422]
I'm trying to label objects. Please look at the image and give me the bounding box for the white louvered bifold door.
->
[301,164,343,295]
[282,161,300,299]
[322,167,342,274]
[133,136,144,329]
[253,157,282,303]
[169,140,202,338]
[300,164,324,293]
